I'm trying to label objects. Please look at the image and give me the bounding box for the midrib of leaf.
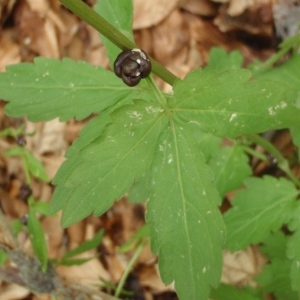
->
[169,118,221,298]
[229,193,297,237]
[170,118,196,296]
[180,127,220,259]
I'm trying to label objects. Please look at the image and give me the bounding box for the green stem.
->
[114,239,147,298]
[60,0,178,86]
[246,134,300,188]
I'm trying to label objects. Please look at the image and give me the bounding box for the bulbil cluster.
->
[114,49,152,86]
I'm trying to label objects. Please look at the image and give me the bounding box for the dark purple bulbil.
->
[114,49,151,86]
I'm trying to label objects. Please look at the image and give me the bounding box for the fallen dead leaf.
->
[26,119,67,156]
[133,0,180,29]
[181,0,219,17]
[0,0,16,24]
[227,0,255,16]
[151,9,190,66]
[0,30,21,72]
[222,247,266,286]
[57,254,111,288]
[0,284,30,300]
[214,0,273,35]
[14,1,60,58]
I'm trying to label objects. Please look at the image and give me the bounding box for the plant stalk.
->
[60,0,178,86]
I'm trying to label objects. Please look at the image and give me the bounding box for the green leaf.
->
[253,55,300,90]
[290,127,300,149]
[189,128,221,161]
[0,249,8,266]
[58,257,93,266]
[287,204,300,290]
[209,143,252,196]
[210,283,263,300]
[128,171,151,203]
[205,47,243,72]
[172,69,300,138]
[24,149,49,182]
[224,176,299,251]
[0,124,25,138]
[94,0,134,67]
[290,127,300,160]
[260,231,288,260]
[31,202,51,216]
[11,219,23,236]
[51,101,167,227]
[0,57,153,122]
[255,259,298,300]
[4,147,49,181]
[63,229,103,260]
[28,207,48,271]
[65,110,112,158]
[147,120,225,299]
[4,146,23,157]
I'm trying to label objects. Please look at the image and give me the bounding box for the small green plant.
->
[0,0,300,299]
[0,125,106,296]
[0,125,50,271]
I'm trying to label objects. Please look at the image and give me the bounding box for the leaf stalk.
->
[146,76,168,106]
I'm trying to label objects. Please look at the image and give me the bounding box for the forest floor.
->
[0,0,298,299]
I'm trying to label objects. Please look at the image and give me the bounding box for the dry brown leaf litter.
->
[0,0,298,299]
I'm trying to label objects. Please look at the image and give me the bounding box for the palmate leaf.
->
[172,68,300,138]
[50,101,167,226]
[210,283,263,300]
[290,127,300,149]
[94,0,134,67]
[260,231,287,260]
[189,127,221,161]
[0,57,153,121]
[128,171,151,203]
[224,176,299,251]
[205,47,243,72]
[255,258,298,300]
[287,204,300,290]
[253,55,300,90]
[256,231,298,300]
[208,143,252,196]
[147,119,225,300]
